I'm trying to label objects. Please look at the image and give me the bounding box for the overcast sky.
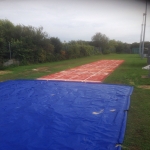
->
[0,0,150,43]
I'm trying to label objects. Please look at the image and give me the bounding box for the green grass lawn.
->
[0,54,150,149]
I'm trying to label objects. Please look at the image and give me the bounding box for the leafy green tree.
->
[91,32,109,53]
[130,42,139,49]
[144,41,150,48]
[108,39,118,53]
[50,37,62,54]
[0,19,14,42]
[116,41,125,53]
[115,41,131,54]
[123,43,131,53]
[0,20,15,63]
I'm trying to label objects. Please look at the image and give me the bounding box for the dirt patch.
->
[0,71,12,75]
[138,85,150,89]
[53,65,64,68]
[141,75,150,78]
[129,146,141,150]
[129,81,135,85]
[32,67,51,72]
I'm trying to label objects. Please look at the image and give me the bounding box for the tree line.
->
[1,19,149,67]
[0,20,100,67]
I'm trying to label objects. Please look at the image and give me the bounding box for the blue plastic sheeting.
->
[0,80,133,150]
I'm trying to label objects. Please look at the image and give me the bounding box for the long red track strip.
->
[38,60,124,82]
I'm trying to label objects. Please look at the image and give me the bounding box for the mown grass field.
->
[0,54,150,149]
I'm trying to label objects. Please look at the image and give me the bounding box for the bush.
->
[103,50,110,54]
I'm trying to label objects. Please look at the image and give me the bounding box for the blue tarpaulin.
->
[0,80,133,150]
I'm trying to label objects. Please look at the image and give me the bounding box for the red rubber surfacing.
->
[38,60,124,83]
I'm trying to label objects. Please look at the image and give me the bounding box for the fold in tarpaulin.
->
[0,80,133,150]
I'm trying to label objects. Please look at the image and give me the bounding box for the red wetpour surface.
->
[38,60,124,82]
